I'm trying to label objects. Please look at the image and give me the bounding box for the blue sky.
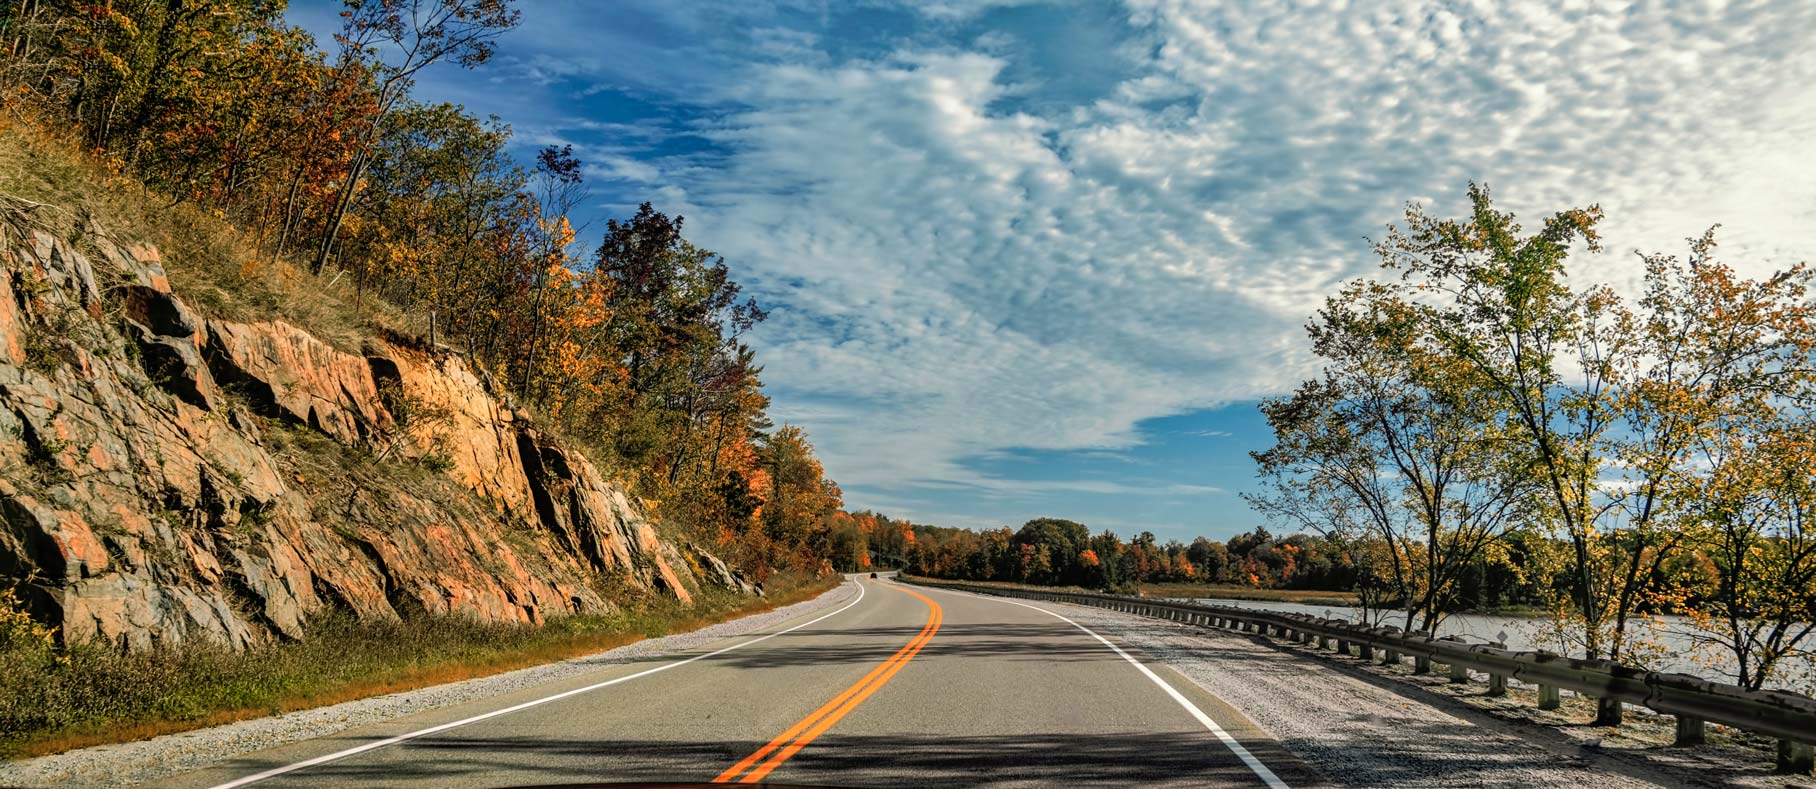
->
[287,0,1816,542]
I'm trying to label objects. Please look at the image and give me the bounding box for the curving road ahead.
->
[159,576,1328,788]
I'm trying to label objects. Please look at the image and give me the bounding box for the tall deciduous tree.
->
[311,0,518,274]
[1366,185,1816,720]
[1686,418,1816,690]
[1252,278,1536,635]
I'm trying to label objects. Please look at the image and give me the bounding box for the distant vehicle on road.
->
[869,572,878,579]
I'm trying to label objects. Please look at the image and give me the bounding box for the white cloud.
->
[415,1,1816,510]
[669,0,1816,501]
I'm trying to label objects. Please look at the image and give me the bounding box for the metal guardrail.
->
[901,576,1816,773]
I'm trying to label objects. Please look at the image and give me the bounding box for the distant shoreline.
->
[1138,583,1552,618]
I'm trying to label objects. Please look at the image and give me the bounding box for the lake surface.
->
[1177,597,1720,677]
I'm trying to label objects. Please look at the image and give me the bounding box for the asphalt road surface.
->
[159,576,1328,789]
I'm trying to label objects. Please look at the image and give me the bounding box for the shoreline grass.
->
[1137,583,1362,607]
[1,575,840,760]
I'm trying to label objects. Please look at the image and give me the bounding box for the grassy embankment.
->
[0,575,840,760]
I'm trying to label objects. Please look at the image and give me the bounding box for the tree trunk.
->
[311,150,367,275]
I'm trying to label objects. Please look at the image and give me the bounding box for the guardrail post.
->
[1672,716,1705,746]
[1537,684,1560,710]
[1359,643,1376,660]
[1448,661,1469,683]
[1485,642,1507,695]
[1778,739,1814,774]
[1383,648,1400,665]
[1317,634,1329,649]
[1594,697,1623,726]
[1414,655,1431,674]
[1336,639,1351,655]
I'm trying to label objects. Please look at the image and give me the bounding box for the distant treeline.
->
[833,514,1556,610]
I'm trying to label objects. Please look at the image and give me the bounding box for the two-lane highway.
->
[163,576,1323,788]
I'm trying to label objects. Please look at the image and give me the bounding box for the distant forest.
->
[839,513,1548,612]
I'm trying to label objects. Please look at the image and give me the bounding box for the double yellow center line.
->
[713,582,943,784]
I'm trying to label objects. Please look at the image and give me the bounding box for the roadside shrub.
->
[0,588,63,749]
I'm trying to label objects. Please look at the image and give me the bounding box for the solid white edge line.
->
[922,585,1291,789]
[207,579,869,789]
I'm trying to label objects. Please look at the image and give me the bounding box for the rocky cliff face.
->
[0,217,755,650]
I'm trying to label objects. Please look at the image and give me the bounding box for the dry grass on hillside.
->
[0,112,403,353]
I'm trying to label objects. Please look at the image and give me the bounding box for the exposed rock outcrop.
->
[0,220,753,650]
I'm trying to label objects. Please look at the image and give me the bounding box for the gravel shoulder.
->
[1050,599,1815,789]
[0,583,859,788]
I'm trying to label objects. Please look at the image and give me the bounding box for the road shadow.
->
[563,623,1134,673]
[231,730,1305,788]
